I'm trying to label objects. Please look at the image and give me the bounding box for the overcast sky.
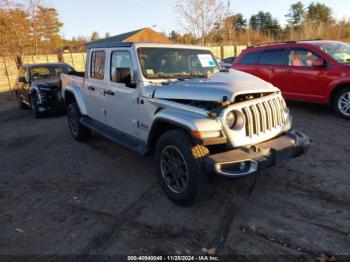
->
[43,0,350,39]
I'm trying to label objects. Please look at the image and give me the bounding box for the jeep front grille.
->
[242,97,286,137]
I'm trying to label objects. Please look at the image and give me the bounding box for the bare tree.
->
[0,0,31,56]
[27,0,41,54]
[175,0,231,45]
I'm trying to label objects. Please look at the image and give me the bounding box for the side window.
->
[110,51,133,84]
[259,49,286,66]
[239,52,260,65]
[288,49,321,67]
[90,51,106,80]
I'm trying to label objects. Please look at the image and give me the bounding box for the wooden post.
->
[220,46,224,60]
[70,52,75,68]
[3,56,12,91]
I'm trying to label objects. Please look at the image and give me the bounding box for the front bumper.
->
[37,92,65,113]
[205,130,311,177]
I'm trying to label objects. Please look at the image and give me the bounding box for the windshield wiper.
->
[171,73,209,79]
[148,73,182,79]
[180,72,209,79]
[149,73,209,80]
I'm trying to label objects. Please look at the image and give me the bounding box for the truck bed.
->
[61,73,85,91]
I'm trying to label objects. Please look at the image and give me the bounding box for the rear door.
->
[106,49,139,135]
[233,51,261,76]
[257,48,289,91]
[283,48,329,102]
[84,50,109,124]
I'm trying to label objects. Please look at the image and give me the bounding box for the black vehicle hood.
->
[32,79,60,91]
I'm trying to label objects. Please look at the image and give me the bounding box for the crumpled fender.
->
[153,108,222,132]
[29,85,39,95]
[146,107,223,147]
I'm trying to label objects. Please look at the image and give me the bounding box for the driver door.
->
[283,48,329,102]
[106,49,139,136]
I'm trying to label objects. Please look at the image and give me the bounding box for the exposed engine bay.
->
[169,92,277,117]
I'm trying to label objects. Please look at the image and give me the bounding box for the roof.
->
[247,39,345,49]
[88,42,211,50]
[88,41,133,49]
[87,28,170,49]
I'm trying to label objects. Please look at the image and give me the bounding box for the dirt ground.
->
[0,91,349,261]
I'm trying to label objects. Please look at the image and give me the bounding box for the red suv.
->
[232,40,350,119]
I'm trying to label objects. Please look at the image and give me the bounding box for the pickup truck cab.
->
[61,41,310,206]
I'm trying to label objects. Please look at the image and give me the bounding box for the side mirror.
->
[115,67,137,88]
[18,76,27,83]
[312,58,326,68]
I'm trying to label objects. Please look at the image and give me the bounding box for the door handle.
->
[87,86,95,91]
[104,90,114,96]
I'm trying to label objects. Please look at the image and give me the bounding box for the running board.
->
[80,116,149,155]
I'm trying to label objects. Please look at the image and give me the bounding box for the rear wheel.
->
[67,103,91,141]
[155,129,210,206]
[334,87,350,119]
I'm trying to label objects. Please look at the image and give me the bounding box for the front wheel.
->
[155,129,210,206]
[30,96,43,119]
[334,87,350,119]
[67,103,91,141]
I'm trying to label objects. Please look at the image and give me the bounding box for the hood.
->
[153,69,279,103]
[32,79,60,91]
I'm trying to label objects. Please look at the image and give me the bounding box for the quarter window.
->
[288,49,321,67]
[90,51,106,80]
[259,50,286,66]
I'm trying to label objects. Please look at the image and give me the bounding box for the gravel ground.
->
[0,92,349,261]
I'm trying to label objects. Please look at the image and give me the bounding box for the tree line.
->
[1,0,350,57]
[0,0,63,56]
[0,0,115,56]
[172,0,350,45]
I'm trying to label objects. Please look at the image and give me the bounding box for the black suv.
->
[15,63,76,118]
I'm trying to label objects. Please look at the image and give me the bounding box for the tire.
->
[16,91,27,110]
[333,86,350,120]
[155,129,210,206]
[30,95,43,119]
[67,103,91,141]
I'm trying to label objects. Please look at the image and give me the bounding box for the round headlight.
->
[225,111,236,128]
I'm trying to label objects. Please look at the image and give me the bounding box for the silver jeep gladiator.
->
[61,41,310,206]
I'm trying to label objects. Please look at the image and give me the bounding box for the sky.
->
[43,0,350,39]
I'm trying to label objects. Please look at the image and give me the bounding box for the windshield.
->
[316,42,350,64]
[30,65,74,81]
[137,48,220,79]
